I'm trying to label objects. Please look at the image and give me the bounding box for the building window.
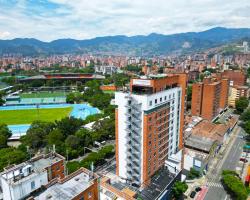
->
[80,197,84,200]
[155,99,157,104]
[149,101,152,106]
[160,97,162,102]
[31,181,35,190]
[88,192,92,198]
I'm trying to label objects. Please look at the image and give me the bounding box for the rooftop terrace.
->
[34,168,96,200]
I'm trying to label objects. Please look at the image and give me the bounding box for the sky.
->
[0,0,250,41]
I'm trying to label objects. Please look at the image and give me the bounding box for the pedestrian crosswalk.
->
[206,181,223,188]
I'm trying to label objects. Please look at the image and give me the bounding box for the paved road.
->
[204,127,245,200]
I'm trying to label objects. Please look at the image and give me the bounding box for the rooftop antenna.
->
[91,162,94,178]
[27,146,31,160]
[53,144,56,154]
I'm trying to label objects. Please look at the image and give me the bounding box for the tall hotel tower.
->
[115,74,187,186]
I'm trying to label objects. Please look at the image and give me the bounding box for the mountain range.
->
[1,27,250,56]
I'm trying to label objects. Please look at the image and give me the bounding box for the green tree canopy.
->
[0,124,12,139]
[55,117,83,137]
[21,121,55,149]
[0,92,5,106]
[172,181,188,199]
[0,148,27,171]
[236,97,249,113]
[240,109,250,122]
[0,135,8,149]
[65,135,80,149]
[243,121,250,135]
[221,170,248,200]
[75,128,92,147]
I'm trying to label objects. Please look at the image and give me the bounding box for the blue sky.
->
[0,0,250,41]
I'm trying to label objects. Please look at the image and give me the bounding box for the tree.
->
[65,135,80,149]
[66,145,114,174]
[236,97,249,113]
[0,124,11,139]
[66,93,75,104]
[55,117,83,137]
[47,129,65,146]
[0,124,12,149]
[247,68,250,78]
[199,73,205,81]
[221,170,248,200]
[75,128,92,147]
[187,85,192,102]
[172,181,188,199]
[240,109,250,121]
[0,135,8,149]
[112,73,130,87]
[92,117,115,141]
[243,121,250,135]
[0,148,27,171]
[187,168,200,180]
[21,121,54,149]
[0,92,5,106]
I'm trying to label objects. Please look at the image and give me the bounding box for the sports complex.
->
[0,91,100,140]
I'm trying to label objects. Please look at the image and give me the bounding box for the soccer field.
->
[0,107,72,125]
[20,91,68,98]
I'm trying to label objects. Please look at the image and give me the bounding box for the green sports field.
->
[20,91,68,98]
[0,107,72,125]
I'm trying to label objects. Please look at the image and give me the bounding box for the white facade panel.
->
[1,172,48,200]
[115,87,182,184]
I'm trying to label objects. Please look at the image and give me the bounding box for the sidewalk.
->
[205,125,240,180]
[185,125,240,199]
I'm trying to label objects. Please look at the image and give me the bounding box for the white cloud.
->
[0,0,250,41]
[0,31,11,39]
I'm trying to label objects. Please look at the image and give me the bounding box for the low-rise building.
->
[191,120,230,143]
[100,168,181,200]
[31,168,99,200]
[228,85,250,108]
[95,65,117,75]
[184,135,218,173]
[100,84,117,92]
[0,152,65,200]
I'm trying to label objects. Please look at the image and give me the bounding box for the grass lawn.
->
[20,91,68,98]
[0,107,72,125]
[103,90,115,94]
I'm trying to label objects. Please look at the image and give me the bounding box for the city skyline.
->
[0,0,250,41]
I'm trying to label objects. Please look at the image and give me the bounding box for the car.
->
[195,187,202,192]
[190,191,196,198]
[244,135,250,141]
[240,157,248,163]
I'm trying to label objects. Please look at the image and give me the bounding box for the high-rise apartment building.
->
[115,74,187,186]
[191,77,229,121]
[221,70,246,87]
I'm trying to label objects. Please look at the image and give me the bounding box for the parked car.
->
[195,187,202,192]
[190,191,196,198]
[240,157,248,163]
